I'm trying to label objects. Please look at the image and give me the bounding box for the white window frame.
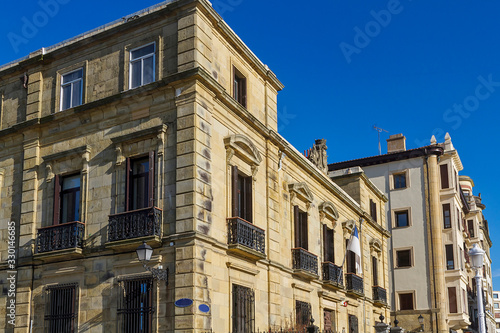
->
[60,68,83,111]
[129,42,156,89]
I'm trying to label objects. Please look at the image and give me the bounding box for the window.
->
[232,284,255,333]
[446,244,454,270]
[54,174,81,224]
[399,293,414,310]
[126,153,155,211]
[494,293,499,299]
[440,164,449,189]
[294,206,308,250]
[372,256,378,286]
[494,303,499,309]
[60,69,83,111]
[396,249,412,268]
[45,284,78,333]
[443,203,451,229]
[468,220,475,237]
[324,309,335,332]
[393,172,407,189]
[231,166,252,222]
[118,277,154,333]
[323,225,334,263]
[296,300,311,328]
[346,239,356,273]
[449,287,457,313]
[394,210,409,228]
[129,43,155,89]
[370,199,377,222]
[233,66,247,107]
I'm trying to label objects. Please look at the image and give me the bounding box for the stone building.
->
[0,0,391,332]
[493,291,500,333]
[329,134,494,333]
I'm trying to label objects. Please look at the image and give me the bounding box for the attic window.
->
[233,66,247,107]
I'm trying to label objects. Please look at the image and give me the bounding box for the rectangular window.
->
[53,174,81,224]
[231,166,252,222]
[443,203,451,229]
[130,43,155,89]
[323,225,334,263]
[393,172,407,189]
[294,206,308,250]
[45,284,78,333]
[372,256,378,286]
[396,249,412,268]
[296,300,311,328]
[370,199,377,222]
[399,293,414,310]
[60,69,83,111]
[118,277,154,333]
[324,309,335,332]
[232,284,255,333]
[395,210,409,228]
[233,67,247,107]
[495,303,499,309]
[468,220,475,237]
[126,152,155,211]
[446,244,454,270]
[346,239,356,273]
[440,164,449,189]
[449,287,458,313]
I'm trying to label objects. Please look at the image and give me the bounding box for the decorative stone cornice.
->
[319,201,339,222]
[288,182,314,204]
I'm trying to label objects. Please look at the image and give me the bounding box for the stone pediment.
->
[288,182,314,203]
[224,134,262,166]
[319,201,339,221]
[369,238,382,253]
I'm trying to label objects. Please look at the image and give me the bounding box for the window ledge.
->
[227,244,266,261]
[106,235,161,253]
[33,248,84,263]
[292,269,319,281]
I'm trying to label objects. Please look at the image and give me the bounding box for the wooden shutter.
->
[244,176,252,222]
[324,310,333,331]
[53,175,61,225]
[325,228,334,263]
[400,293,414,310]
[323,224,328,262]
[294,205,300,248]
[372,256,378,286]
[125,157,131,211]
[231,165,239,218]
[148,151,155,208]
[440,164,449,189]
[449,287,458,313]
[370,200,377,222]
[300,212,308,250]
[241,77,247,108]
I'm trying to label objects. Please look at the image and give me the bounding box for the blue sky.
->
[1,1,499,286]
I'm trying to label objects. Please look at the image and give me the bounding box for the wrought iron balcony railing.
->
[227,217,265,255]
[322,262,344,287]
[36,222,85,253]
[372,286,387,305]
[345,273,364,295]
[292,248,318,276]
[108,207,162,242]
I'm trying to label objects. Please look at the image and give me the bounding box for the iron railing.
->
[108,207,162,242]
[292,248,318,276]
[233,284,255,333]
[345,273,364,295]
[322,262,344,287]
[227,217,265,255]
[118,277,154,333]
[44,283,78,333]
[36,222,85,253]
[372,286,387,304]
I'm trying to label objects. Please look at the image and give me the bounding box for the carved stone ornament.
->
[369,238,382,254]
[288,182,314,204]
[306,139,328,174]
[342,220,356,238]
[224,134,262,167]
[319,201,339,222]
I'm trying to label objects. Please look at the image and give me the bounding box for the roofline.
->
[328,145,444,171]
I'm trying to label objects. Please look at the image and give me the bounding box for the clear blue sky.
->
[1,1,499,286]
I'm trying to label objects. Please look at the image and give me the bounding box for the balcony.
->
[372,286,387,306]
[322,262,344,288]
[227,217,266,260]
[292,248,318,279]
[34,222,85,261]
[107,207,162,250]
[345,273,364,296]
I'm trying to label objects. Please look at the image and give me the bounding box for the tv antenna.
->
[373,125,388,155]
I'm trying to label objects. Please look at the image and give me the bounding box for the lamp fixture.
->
[136,242,169,282]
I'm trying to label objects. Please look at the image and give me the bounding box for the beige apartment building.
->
[329,134,494,333]
[0,0,391,332]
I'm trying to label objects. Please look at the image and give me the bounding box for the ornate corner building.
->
[329,134,494,333]
[0,1,391,332]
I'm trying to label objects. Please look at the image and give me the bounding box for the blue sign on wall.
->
[175,298,193,308]
[199,304,210,313]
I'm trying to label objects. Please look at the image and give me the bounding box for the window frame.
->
[126,152,155,211]
[398,291,415,311]
[448,287,458,313]
[233,66,247,108]
[393,208,411,228]
[129,42,156,89]
[44,283,78,333]
[232,284,255,333]
[294,206,308,250]
[445,244,455,270]
[231,165,253,223]
[295,300,312,328]
[395,248,413,268]
[117,276,155,333]
[443,203,452,229]
[60,68,84,111]
[323,224,335,263]
[372,256,379,286]
[440,164,450,189]
[370,199,377,222]
[391,170,409,190]
[53,173,81,225]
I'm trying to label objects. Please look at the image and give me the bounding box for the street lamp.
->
[418,314,424,332]
[469,244,486,333]
[136,242,169,282]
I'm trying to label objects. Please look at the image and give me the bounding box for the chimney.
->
[387,134,406,153]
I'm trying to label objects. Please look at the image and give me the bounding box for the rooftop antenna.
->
[373,125,388,155]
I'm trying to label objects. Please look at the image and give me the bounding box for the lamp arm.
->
[142,262,169,282]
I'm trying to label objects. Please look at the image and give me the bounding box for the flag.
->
[347,226,362,274]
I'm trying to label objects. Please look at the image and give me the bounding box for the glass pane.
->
[131,44,155,60]
[61,85,71,110]
[72,80,82,107]
[143,56,154,85]
[132,176,148,210]
[130,60,142,88]
[396,212,408,227]
[61,189,80,223]
[63,175,80,190]
[62,69,83,84]
[133,159,149,175]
